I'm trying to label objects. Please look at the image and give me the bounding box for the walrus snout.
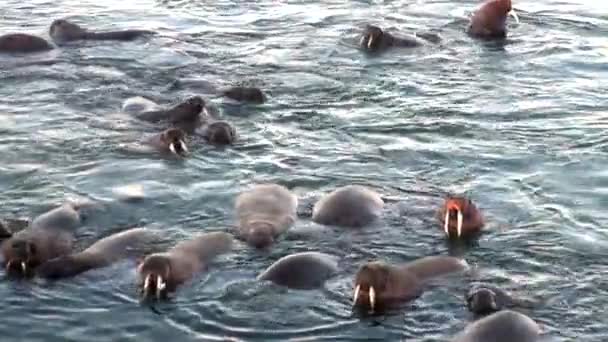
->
[353,262,390,312]
[438,196,484,239]
[169,96,205,124]
[49,19,87,43]
[247,223,274,249]
[467,287,499,314]
[162,128,189,157]
[3,239,37,277]
[137,255,171,300]
[205,121,236,145]
[359,25,384,51]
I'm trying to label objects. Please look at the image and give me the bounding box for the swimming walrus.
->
[137,231,233,300]
[143,127,189,157]
[123,96,205,134]
[467,0,519,39]
[49,19,154,45]
[0,33,54,54]
[235,184,298,249]
[36,227,159,279]
[200,120,237,145]
[451,310,541,342]
[352,256,469,313]
[466,283,538,315]
[312,185,384,228]
[1,203,86,277]
[358,24,441,53]
[436,195,484,239]
[222,86,266,104]
[257,252,339,290]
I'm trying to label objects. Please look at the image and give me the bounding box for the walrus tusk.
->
[367,36,374,49]
[509,9,520,24]
[156,275,166,299]
[369,286,376,311]
[179,140,188,153]
[143,274,151,294]
[353,284,360,304]
[359,36,366,47]
[444,210,450,236]
[21,262,26,274]
[169,143,177,155]
[457,210,463,238]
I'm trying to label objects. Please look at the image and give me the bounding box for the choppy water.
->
[1,0,608,341]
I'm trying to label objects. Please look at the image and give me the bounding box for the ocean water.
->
[1,0,607,341]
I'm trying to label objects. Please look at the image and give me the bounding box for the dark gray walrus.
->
[451,310,541,342]
[466,283,537,315]
[1,203,86,277]
[199,119,237,145]
[312,185,384,228]
[137,232,233,300]
[143,127,189,157]
[352,256,468,313]
[235,184,298,249]
[36,228,159,279]
[0,33,54,54]
[222,86,266,104]
[49,19,154,45]
[359,24,441,53]
[257,252,339,290]
[123,96,205,134]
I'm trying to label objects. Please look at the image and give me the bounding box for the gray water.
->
[1,0,608,341]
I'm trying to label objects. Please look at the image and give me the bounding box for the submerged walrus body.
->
[312,185,384,228]
[124,96,206,134]
[0,33,54,54]
[37,227,159,279]
[467,0,519,40]
[451,310,541,342]
[257,252,339,290]
[49,19,154,44]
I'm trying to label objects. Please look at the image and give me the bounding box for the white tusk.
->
[359,36,366,47]
[6,260,13,270]
[169,143,177,155]
[21,262,26,274]
[509,9,520,24]
[144,275,151,291]
[353,284,360,304]
[444,210,450,236]
[156,275,166,299]
[369,286,376,311]
[457,210,463,238]
[367,36,374,49]
[179,140,189,153]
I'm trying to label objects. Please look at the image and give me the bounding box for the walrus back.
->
[451,310,541,342]
[401,256,468,282]
[170,232,233,265]
[235,184,298,233]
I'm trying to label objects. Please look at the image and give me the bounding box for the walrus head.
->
[352,261,393,313]
[49,19,88,43]
[359,25,389,52]
[2,239,38,277]
[204,121,236,145]
[246,222,275,249]
[169,96,205,124]
[466,286,499,314]
[137,254,172,301]
[160,128,189,157]
[222,86,266,104]
[440,196,484,239]
[469,0,519,39]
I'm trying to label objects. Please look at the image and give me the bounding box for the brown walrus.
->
[49,19,154,44]
[257,252,339,290]
[436,195,484,239]
[200,120,237,145]
[466,283,538,315]
[137,231,233,300]
[0,33,54,54]
[312,185,384,228]
[37,227,159,279]
[1,203,85,277]
[359,24,441,53]
[222,86,266,104]
[451,310,541,342]
[352,256,468,313]
[143,128,189,157]
[467,0,519,39]
[235,184,298,249]
[125,96,205,134]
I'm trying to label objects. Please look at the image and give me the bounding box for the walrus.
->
[312,185,384,228]
[49,19,154,44]
[235,184,298,249]
[143,128,189,157]
[137,231,233,300]
[126,96,205,133]
[1,203,85,277]
[467,0,519,39]
[0,33,54,54]
[436,195,484,239]
[200,120,237,145]
[36,227,159,279]
[257,252,339,290]
[222,86,266,104]
[466,283,538,315]
[358,24,440,53]
[451,310,541,342]
[352,256,468,313]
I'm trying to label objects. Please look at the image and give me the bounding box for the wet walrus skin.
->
[49,19,154,44]
[37,228,159,279]
[312,185,384,228]
[358,24,441,53]
[451,310,541,342]
[352,256,469,313]
[137,232,233,300]
[466,283,538,315]
[436,195,484,239]
[0,33,54,54]
[125,96,206,134]
[1,203,85,277]
[257,252,339,290]
[235,184,298,249]
[467,0,519,40]
[143,127,190,157]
